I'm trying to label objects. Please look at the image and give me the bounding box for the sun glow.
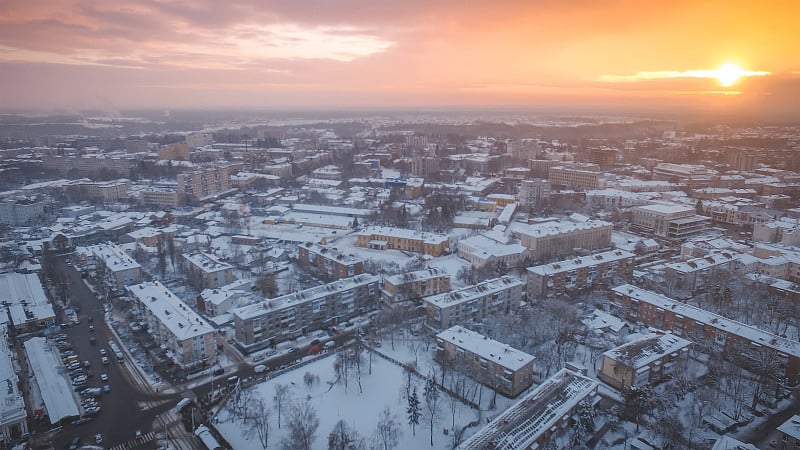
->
[714,63,746,87]
[601,64,771,87]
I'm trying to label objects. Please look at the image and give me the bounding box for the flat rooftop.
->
[425,276,522,309]
[128,281,215,340]
[437,326,534,371]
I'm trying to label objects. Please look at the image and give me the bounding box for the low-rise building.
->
[0,330,26,443]
[0,198,45,226]
[199,280,258,317]
[356,226,449,256]
[382,268,451,305]
[526,249,635,299]
[631,203,709,240]
[611,284,800,385]
[458,368,599,450]
[663,252,744,295]
[436,325,535,397]
[84,243,142,289]
[0,272,56,332]
[457,234,529,269]
[297,243,364,280]
[127,281,217,369]
[513,219,613,261]
[183,252,236,290]
[599,333,692,390]
[424,276,523,331]
[140,187,180,208]
[777,415,800,450]
[23,337,80,425]
[232,274,380,352]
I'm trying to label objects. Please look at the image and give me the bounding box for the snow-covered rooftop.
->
[384,267,448,286]
[23,337,80,424]
[527,249,634,276]
[511,219,612,238]
[458,368,597,450]
[437,325,534,372]
[357,226,449,246]
[128,281,215,340]
[184,251,233,274]
[0,331,25,428]
[85,242,141,273]
[603,333,691,369]
[664,252,740,274]
[613,284,800,358]
[778,415,800,440]
[425,276,523,309]
[0,272,55,327]
[232,274,379,320]
[458,234,528,259]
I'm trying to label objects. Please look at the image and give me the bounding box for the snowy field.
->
[216,350,482,449]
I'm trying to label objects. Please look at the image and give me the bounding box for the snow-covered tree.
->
[281,401,319,450]
[423,376,441,446]
[372,406,402,450]
[273,383,290,429]
[328,419,365,450]
[407,386,421,435]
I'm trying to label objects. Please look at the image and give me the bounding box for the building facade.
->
[436,325,535,397]
[631,203,709,239]
[297,243,364,280]
[183,252,236,290]
[177,166,232,204]
[382,268,451,305]
[599,333,692,390]
[526,249,635,299]
[424,276,524,331]
[232,274,380,352]
[515,220,613,261]
[356,226,449,257]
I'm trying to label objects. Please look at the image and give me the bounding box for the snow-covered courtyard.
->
[215,349,483,449]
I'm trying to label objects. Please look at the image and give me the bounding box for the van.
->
[324,341,336,350]
[254,365,267,374]
[176,398,193,413]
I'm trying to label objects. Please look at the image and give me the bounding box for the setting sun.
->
[714,63,746,87]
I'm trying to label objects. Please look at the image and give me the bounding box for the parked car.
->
[95,434,103,444]
[69,437,81,449]
[103,384,111,393]
[100,373,108,382]
[101,357,109,365]
[84,360,91,368]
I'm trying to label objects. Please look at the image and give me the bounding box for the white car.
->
[101,357,109,365]
[100,373,108,382]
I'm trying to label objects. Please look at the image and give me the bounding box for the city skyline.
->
[0,1,798,116]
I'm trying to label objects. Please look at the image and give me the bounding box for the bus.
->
[108,341,124,362]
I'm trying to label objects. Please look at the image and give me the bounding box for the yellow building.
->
[356,226,449,256]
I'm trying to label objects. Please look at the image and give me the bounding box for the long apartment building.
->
[177,165,233,204]
[424,276,523,331]
[458,369,599,450]
[382,268,451,306]
[599,333,692,390]
[356,226,449,256]
[436,325,535,397]
[631,203,709,240]
[0,331,26,444]
[549,164,605,190]
[662,252,744,295]
[232,274,380,352]
[611,284,800,385]
[526,249,635,299]
[42,153,137,177]
[67,179,129,201]
[514,219,613,261]
[297,243,364,280]
[127,281,217,369]
[84,243,142,289]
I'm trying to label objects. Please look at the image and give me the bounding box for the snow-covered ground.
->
[215,350,482,449]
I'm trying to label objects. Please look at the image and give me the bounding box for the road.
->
[48,256,181,450]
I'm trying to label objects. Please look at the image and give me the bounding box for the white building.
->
[0,272,56,332]
[83,243,142,289]
[23,337,80,424]
[0,330,26,443]
[127,281,217,369]
[457,234,529,268]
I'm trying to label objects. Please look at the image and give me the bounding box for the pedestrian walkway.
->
[108,430,156,450]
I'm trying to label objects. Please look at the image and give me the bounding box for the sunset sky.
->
[0,0,798,115]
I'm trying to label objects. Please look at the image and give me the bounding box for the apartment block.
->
[514,219,613,261]
[663,252,744,295]
[232,274,380,352]
[631,203,709,239]
[611,284,800,385]
[382,268,451,305]
[85,242,142,289]
[183,252,236,290]
[127,281,217,369]
[599,333,692,390]
[0,199,45,226]
[549,164,605,190]
[177,166,232,204]
[42,153,137,177]
[0,330,26,444]
[778,415,800,450]
[356,226,449,257]
[297,243,364,280]
[140,187,180,208]
[517,179,551,213]
[526,249,635,299]
[424,276,523,331]
[436,325,535,397]
[458,369,599,450]
[68,179,129,202]
[457,234,529,269]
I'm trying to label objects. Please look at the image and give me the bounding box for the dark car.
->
[213,368,225,376]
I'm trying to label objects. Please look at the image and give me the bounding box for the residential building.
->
[67,179,129,202]
[159,142,190,161]
[754,217,800,245]
[199,280,258,317]
[185,133,213,148]
[0,330,26,444]
[517,179,551,213]
[42,153,137,177]
[424,276,523,331]
[652,163,716,186]
[177,166,233,204]
[514,219,613,261]
[526,249,635,299]
[549,164,606,190]
[0,272,56,332]
[140,186,180,208]
[356,226,449,257]
[410,156,439,177]
[458,369,599,450]
[183,252,236,290]
[297,243,364,280]
[84,243,142,289]
[127,281,217,369]
[611,284,800,385]
[382,268,451,305]
[0,198,45,226]
[599,333,692,390]
[436,325,535,397]
[662,252,744,295]
[457,234,529,269]
[631,203,709,239]
[777,415,800,450]
[232,274,380,352]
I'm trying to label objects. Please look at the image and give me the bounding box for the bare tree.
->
[281,401,319,450]
[328,420,365,450]
[372,406,402,450]
[245,397,270,449]
[273,383,290,429]
[423,376,441,446]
